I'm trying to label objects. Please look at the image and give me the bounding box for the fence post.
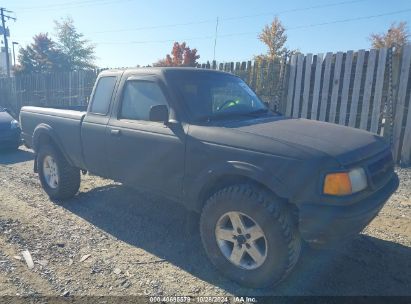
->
[311,54,324,120]
[359,49,377,130]
[348,50,366,128]
[339,51,354,125]
[267,60,275,109]
[11,77,17,114]
[301,53,313,119]
[329,52,343,123]
[370,48,387,133]
[292,54,304,118]
[246,61,252,84]
[235,62,240,75]
[212,60,217,70]
[392,45,411,163]
[251,61,258,90]
[279,56,289,114]
[285,55,297,117]
[319,52,333,122]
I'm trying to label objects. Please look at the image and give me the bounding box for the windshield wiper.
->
[248,108,283,116]
[244,108,271,117]
[198,112,250,122]
[198,108,274,122]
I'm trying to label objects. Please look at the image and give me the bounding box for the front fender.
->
[187,160,291,212]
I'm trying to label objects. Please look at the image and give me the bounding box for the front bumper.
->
[298,173,399,245]
[0,128,22,149]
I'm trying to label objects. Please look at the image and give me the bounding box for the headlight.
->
[323,168,367,196]
[348,168,368,193]
[10,119,20,130]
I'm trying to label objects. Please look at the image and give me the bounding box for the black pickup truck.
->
[20,68,399,288]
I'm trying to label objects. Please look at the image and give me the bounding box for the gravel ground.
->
[0,147,410,296]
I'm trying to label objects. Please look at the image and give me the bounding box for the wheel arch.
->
[32,124,74,171]
[193,161,291,212]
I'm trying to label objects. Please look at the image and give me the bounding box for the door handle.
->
[110,129,121,136]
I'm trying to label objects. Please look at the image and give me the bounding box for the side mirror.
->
[149,105,169,123]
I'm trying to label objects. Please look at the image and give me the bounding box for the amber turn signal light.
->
[323,172,352,196]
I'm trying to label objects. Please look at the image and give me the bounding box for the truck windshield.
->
[166,71,268,122]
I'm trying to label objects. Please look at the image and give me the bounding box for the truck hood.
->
[224,116,388,166]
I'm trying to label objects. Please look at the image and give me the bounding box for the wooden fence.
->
[197,59,288,110]
[0,46,410,165]
[392,45,411,166]
[283,46,411,165]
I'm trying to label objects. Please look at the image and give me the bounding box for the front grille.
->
[367,151,394,189]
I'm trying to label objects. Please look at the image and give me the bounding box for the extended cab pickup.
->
[20,68,399,288]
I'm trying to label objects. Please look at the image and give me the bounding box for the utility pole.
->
[0,7,16,77]
[213,17,219,62]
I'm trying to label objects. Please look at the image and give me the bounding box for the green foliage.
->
[256,17,297,61]
[54,17,96,70]
[15,17,95,74]
[15,33,68,74]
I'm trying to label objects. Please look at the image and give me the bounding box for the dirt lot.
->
[0,147,410,296]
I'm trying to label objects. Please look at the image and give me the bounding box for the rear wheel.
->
[200,184,301,288]
[37,144,80,200]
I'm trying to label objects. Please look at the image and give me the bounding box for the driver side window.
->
[120,80,168,121]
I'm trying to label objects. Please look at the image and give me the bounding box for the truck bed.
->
[20,106,87,168]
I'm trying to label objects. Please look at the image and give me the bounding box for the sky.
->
[1,0,411,68]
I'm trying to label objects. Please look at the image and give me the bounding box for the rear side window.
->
[90,76,117,114]
[120,81,168,121]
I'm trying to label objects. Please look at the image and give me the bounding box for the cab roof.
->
[99,67,232,77]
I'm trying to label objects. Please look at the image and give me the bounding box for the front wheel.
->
[200,184,301,288]
[37,144,80,200]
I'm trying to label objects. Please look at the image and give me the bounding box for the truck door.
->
[106,75,186,200]
[81,73,119,177]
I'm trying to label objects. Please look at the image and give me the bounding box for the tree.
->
[15,17,96,74]
[257,17,289,61]
[15,33,68,74]
[54,17,96,70]
[154,42,200,67]
[369,22,410,52]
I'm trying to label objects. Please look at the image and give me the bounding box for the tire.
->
[37,144,80,200]
[200,184,301,288]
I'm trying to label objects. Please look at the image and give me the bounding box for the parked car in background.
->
[0,108,21,150]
